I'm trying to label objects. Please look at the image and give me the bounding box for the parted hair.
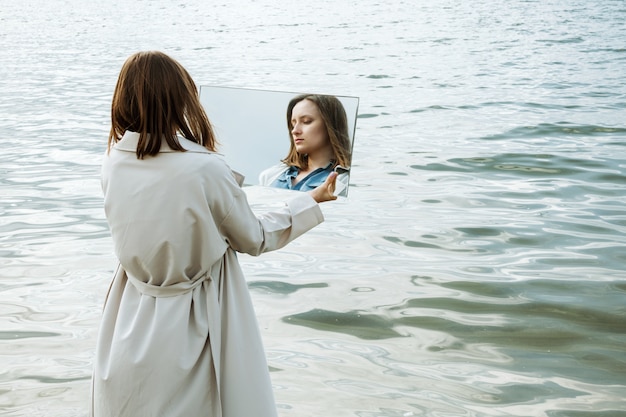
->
[282,94,352,170]
[108,51,217,158]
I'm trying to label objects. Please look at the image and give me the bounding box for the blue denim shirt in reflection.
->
[270,162,335,192]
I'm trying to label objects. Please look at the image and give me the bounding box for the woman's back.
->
[102,131,234,288]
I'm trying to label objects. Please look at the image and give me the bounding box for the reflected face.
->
[290,99,330,156]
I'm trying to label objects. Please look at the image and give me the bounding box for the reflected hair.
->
[108,51,217,158]
[283,94,352,170]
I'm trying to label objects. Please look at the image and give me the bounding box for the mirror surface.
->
[199,86,359,196]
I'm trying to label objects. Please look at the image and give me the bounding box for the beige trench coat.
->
[92,131,323,417]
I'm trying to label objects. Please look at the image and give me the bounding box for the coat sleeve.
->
[213,161,324,256]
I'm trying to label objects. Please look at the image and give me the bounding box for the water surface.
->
[1,1,625,416]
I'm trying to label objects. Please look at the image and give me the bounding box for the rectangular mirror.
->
[199,86,359,197]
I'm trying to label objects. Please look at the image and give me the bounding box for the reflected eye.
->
[291,118,313,128]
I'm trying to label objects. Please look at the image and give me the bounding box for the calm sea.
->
[1,1,625,416]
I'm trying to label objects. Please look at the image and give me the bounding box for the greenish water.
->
[1,1,625,416]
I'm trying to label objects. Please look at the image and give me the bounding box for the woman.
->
[259,94,352,197]
[92,51,337,417]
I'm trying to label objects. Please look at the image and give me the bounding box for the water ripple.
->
[2,1,626,416]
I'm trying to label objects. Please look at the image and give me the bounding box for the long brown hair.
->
[108,51,217,158]
[282,94,352,170]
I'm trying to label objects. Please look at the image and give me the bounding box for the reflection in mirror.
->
[199,86,359,197]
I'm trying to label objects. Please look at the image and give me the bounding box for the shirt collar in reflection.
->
[272,162,336,191]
